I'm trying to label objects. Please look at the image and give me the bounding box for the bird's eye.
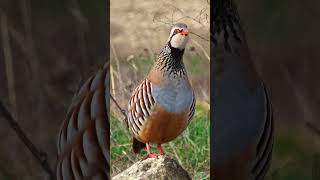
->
[175,29,182,33]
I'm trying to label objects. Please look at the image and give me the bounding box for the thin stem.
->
[190,31,209,42]
[0,101,55,180]
[110,94,127,119]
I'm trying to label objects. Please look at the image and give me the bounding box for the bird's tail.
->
[132,137,145,154]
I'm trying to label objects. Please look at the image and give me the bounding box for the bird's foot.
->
[143,153,160,160]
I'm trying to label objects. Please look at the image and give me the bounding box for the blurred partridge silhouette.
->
[212,0,274,179]
[56,63,110,179]
[127,23,196,159]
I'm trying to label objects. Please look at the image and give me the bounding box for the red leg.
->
[157,144,165,155]
[157,144,174,159]
[143,143,159,160]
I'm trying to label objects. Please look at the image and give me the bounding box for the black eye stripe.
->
[172,29,183,36]
[169,28,185,41]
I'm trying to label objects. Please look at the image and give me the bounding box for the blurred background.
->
[0,0,107,179]
[110,0,210,179]
[235,0,320,179]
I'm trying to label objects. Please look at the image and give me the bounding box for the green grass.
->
[266,134,319,180]
[110,101,210,179]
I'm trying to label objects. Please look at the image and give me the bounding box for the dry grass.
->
[111,0,210,58]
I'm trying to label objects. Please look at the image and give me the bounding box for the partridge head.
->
[167,23,190,50]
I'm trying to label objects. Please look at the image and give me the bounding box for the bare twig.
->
[152,3,210,42]
[0,101,55,180]
[110,94,127,119]
[190,31,209,42]
[154,1,209,26]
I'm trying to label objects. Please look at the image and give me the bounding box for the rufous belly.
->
[135,104,189,144]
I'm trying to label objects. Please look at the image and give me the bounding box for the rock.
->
[112,155,192,180]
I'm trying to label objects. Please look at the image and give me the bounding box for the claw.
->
[142,143,172,160]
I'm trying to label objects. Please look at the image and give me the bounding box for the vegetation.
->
[111,101,210,179]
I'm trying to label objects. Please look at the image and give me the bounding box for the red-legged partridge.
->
[127,23,196,159]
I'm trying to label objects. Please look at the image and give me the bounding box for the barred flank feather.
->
[188,93,196,122]
[127,79,155,136]
[127,78,195,139]
[56,63,110,180]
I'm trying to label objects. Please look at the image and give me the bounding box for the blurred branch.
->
[0,101,55,180]
[306,122,320,137]
[1,14,17,115]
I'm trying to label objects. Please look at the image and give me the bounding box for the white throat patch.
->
[170,34,189,50]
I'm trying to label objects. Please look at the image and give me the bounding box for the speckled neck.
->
[155,43,186,78]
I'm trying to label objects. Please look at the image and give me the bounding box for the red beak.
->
[180,29,189,36]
